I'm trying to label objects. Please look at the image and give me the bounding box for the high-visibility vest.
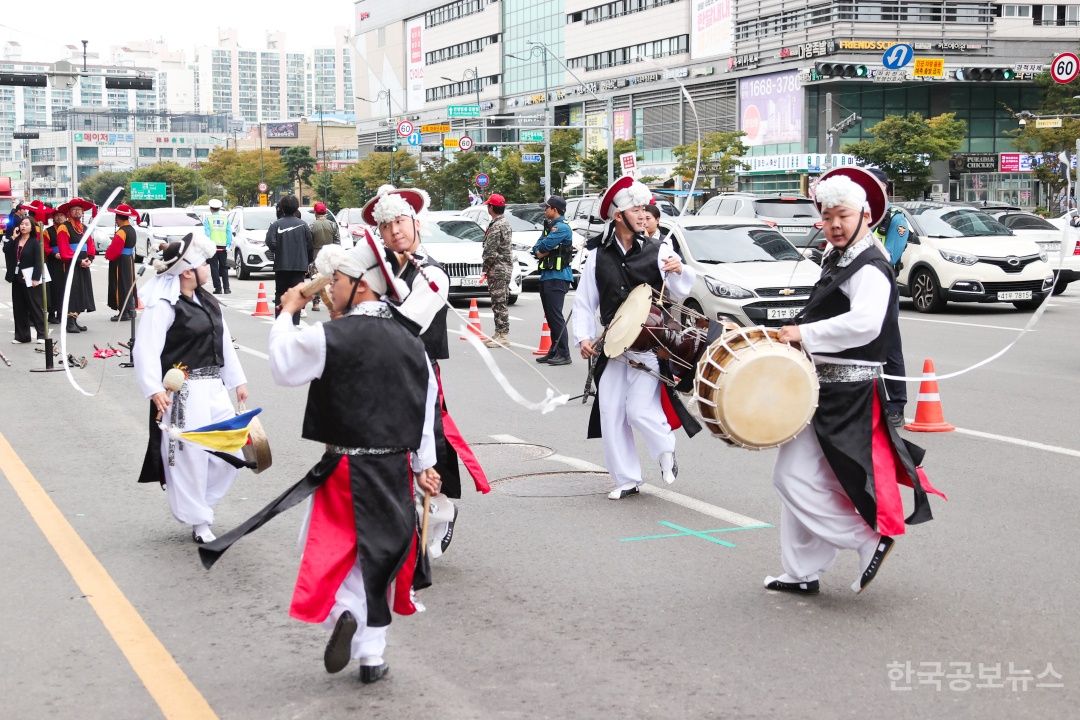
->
[207,213,228,247]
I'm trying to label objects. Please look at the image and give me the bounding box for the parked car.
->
[418,213,521,304]
[335,207,368,248]
[658,216,822,328]
[894,202,1054,312]
[136,209,205,258]
[696,193,822,252]
[988,211,1080,295]
[227,206,337,279]
[92,210,150,258]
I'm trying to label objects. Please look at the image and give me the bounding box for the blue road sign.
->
[407,130,422,146]
[881,44,914,70]
[475,173,490,188]
[522,153,543,163]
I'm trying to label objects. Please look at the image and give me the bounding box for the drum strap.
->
[793,249,879,324]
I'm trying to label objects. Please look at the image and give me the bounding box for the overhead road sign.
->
[475,173,490,188]
[913,58,945,78]
[881,44,914,70]
[1050,52,1079,84]
[130,182,167,201]
[520,130,545,143]
[443,138,460,149]
[458,136,474,151]
[421,123,451,134]
[522,153,543,164]
[396,120,414,137]
[448,104,481,118]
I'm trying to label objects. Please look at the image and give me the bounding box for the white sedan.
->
[420,212,522,305]
[989,211,1080,295]
[659,216,821,328]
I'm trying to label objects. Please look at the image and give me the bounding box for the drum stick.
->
[420,490,431,557]
[299,273,332,299]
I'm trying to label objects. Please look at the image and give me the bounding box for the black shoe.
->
[545,356,572,366]
[441,504,459,554]
[213,289,222,295]
[324,611,358,674]
[110,314,121,322]
[120,313,136,321]
[886,409,904,428]
[764,577,820,595]
[49,316,60,325]
[359,663,389,684]
[223,288,232,294]
[535,354,554,363]
[66,319,81,334]
[854,536,895,593]
[76,322,87,331]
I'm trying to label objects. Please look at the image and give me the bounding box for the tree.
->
[78,170,132,206]
[581,139,639,192]
[329,163,372,210]
[672,131,750,191]
[845,113,967,200]
[347,149,419,197]
[200,148,288,206]
[127,162,201,208]
[1009,59,1080,209]
[415,151,489,210]
[281,146,315,202]
[313,171,340,211]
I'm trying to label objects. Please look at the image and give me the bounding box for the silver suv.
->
[696,193,821,249]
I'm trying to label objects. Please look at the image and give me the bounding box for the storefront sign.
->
[999,153,1035,173]
[727,53,760,71]
[72,132,134,145]
[739,70,802,147]
[913,58,946,78]
[795,40,837,59]
[740,153,858,175]
[933,42,982,52]
[265,122,298,139]
[952,153,998,172]
[405,17,425,111]
[691,0,734,61]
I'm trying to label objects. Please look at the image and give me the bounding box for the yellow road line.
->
[0,432,217,720]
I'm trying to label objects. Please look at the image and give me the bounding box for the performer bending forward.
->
[767,168,945,596]
[200,237,440,685]
[573,177,700,500]
[134,234,248,544]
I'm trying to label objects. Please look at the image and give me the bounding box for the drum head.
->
[604,284,654,358]
[717,347,818,449]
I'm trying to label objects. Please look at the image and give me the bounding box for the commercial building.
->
[352,0,1079,205]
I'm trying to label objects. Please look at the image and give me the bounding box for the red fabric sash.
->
[392,463,419,616]
[434,364,490,494]
[659,386,682,431]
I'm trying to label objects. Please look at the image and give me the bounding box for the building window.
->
[159,147,173,157]
[76,146,99,160]
[139,147,157,158]
[568,34,689,71]
[1001,4,1033,17]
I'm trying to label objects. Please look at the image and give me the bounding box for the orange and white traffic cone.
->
[532,320,552,356]
[252,282,274,317]
[460,298,485,340]
[904,358,955,432]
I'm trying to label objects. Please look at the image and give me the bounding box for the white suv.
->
[228,206,336,279]
[895,203,1054,312]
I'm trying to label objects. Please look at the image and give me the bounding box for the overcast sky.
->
[2,0,357,60]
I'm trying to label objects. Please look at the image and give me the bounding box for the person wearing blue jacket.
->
[531,196,574,365]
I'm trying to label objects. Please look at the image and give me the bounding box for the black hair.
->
[489,204,505,215]
[279,194,300,216]
[644,204,661,220]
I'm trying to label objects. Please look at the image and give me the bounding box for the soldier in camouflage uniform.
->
[481,194,514,348]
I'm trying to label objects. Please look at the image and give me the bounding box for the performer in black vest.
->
[765,169,946,596]
[572,177,700,500]
[199,236,439,685]
[133,233,249,544]
[105,203,140,321]
[361,185,490,558]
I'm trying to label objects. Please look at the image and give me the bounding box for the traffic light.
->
[814,63,869,79]
[0,72,47,87]
[474,144,496,152]
[420,144,443,152]
[955,67,1017,81]
[373,145,398,152]
[105,75,154,90]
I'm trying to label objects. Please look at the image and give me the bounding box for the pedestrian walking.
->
[203,199,232,295]
[200,237,439,684]
[481,193,513,348]
[309,201,340,312]
[133,233,249,544]
[532,196,574,366]
[265,195,313,326]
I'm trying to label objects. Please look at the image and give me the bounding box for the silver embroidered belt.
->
[187,366,222,380]
[326,445,408,456]
[816,362,879,384]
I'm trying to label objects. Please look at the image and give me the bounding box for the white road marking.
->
[899,316,1032,332]
[476,312,524,321]
[905,420,1080,460]
[489,434,769,526]
[235,343,269,360]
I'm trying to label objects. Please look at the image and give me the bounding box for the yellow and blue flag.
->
[174,408,262,453]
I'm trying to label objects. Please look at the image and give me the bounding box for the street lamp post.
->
[357,91,396,184]
[441,66,484,141]
[509,46,554,194]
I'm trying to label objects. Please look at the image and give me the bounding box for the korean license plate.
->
[780,226,806,234]
[767,306,802,320]
[458,277,485,287]
[1038,242,1060,252]
[997,291,1032,301]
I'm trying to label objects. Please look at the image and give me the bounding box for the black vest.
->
[394,251,450,360]
[595,234,664,326]
[117,224,137,249]
[302,313,428,449]
[159,289,225,374]
[797,246,897,363]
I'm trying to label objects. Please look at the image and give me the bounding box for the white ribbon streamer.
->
[458,327,569,414]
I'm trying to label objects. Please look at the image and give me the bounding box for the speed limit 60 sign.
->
[396,119,414,137]
[1050,52,1079,84]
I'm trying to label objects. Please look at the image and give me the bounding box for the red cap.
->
[484,193,506,208]
[313,201,327,214]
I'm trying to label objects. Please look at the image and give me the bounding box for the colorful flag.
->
[170,408,262,453]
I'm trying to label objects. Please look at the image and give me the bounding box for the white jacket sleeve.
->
[572,250,600,346]
[133,301,174,399]
[268,312,327,386]
[799,265,891,355]
[411,359,438,472]
[657,241,695,301]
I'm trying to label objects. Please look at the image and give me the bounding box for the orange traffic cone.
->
[252,282,274,317]
[532,320,552,356]
[460,298,484,340]
[904,358,955,432]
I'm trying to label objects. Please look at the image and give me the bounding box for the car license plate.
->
[997,291,1032,301]
[780,226,806,234]
[1038,242,1060,252]
[767,306,802,320]
[458,277,485,287]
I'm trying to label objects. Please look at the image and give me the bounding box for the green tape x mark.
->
[620,521,773,548]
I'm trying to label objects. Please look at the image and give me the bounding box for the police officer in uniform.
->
[203,199,232,295]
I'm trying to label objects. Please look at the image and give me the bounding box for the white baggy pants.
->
[160,378,239,526]
[598,350,676,491]
[772,427,880,582]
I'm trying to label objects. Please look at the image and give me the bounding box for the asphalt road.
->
[1,263,1078,719]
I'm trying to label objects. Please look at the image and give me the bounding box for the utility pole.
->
[824,92,833,171]
[387,91,394,186]
[542,50,551,197]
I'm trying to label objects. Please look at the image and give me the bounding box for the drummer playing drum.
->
[766,168,945,596]
[572,177,701,500]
